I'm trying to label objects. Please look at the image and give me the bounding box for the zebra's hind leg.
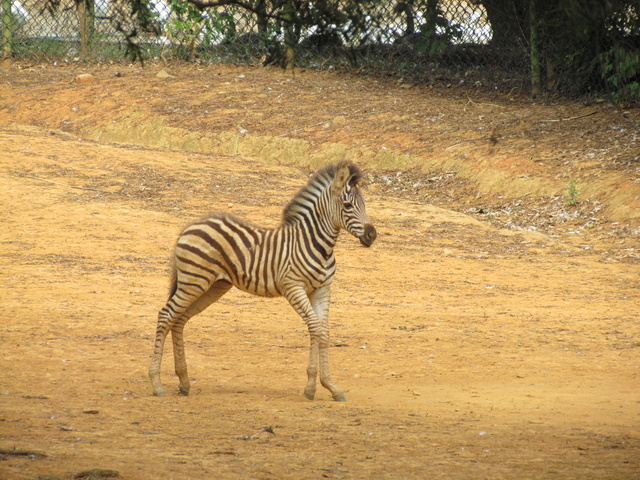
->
[170,319,190,396]
[149,301,183,397]
[170,280,232,396]
[149,277,227,397]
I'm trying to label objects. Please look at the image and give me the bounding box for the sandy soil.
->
[0,63,639,480]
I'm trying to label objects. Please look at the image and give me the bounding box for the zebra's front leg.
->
[309,327,345,401]
[286,284,345,402]
[304,334,320,401]
[309,285,346,402]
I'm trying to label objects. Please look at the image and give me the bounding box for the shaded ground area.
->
[0,63,638,479]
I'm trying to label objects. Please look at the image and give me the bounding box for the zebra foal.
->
[149,162,377,401]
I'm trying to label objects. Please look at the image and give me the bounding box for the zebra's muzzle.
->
[359,224,377,247]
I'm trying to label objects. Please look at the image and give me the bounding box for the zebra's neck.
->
[282,168,334,224]
[280,168,344,260]
[282,189,339,260]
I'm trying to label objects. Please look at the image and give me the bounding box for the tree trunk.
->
[425,0,439,37]
[530,0,541,97]
[282,0,295,71]
[481,0,528,50]
[255,0,268,38]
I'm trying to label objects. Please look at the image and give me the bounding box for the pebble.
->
[74,468,119,478]
[75,74,95,84]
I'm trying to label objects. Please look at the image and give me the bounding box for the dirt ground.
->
[0,62,639,480]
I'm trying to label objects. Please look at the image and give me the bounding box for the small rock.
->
[82,408,99,414]
[74,468,119,479]
[75,74,95,84]
[156,70,173,78]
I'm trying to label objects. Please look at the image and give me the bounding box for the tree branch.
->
[184,0,290,24]
[185,0,262,11]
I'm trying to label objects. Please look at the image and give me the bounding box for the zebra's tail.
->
[168,260,178,301]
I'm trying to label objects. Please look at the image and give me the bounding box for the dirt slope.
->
[0,63,638,480]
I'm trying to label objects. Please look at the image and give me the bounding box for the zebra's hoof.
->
[153,390,166,397]
[178,387,190,396]
[304,389,316,401]
[333,393,347,402]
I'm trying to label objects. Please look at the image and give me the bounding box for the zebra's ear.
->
[331,162,351,196]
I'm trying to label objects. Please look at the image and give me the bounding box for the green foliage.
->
[566,175,580,207]
[165,0,238,54]
[414,10,462,56]
[600,46,640,106]
[165,0,204,53]
[532,0,640,102]
[579,0,640,105]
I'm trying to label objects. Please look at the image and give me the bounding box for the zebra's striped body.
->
[178,213,335,298]
[149,162,376,401]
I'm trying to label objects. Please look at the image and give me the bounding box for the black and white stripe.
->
[149,162,376,401]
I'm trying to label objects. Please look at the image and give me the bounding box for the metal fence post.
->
[78,0,96,58]
[2,0,13,59]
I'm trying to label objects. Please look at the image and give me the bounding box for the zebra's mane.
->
[282,163,362,225]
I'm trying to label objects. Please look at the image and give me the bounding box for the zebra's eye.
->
[343,202,353,209]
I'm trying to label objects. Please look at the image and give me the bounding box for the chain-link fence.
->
[2,1,639,101]
[0,1,495,61]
